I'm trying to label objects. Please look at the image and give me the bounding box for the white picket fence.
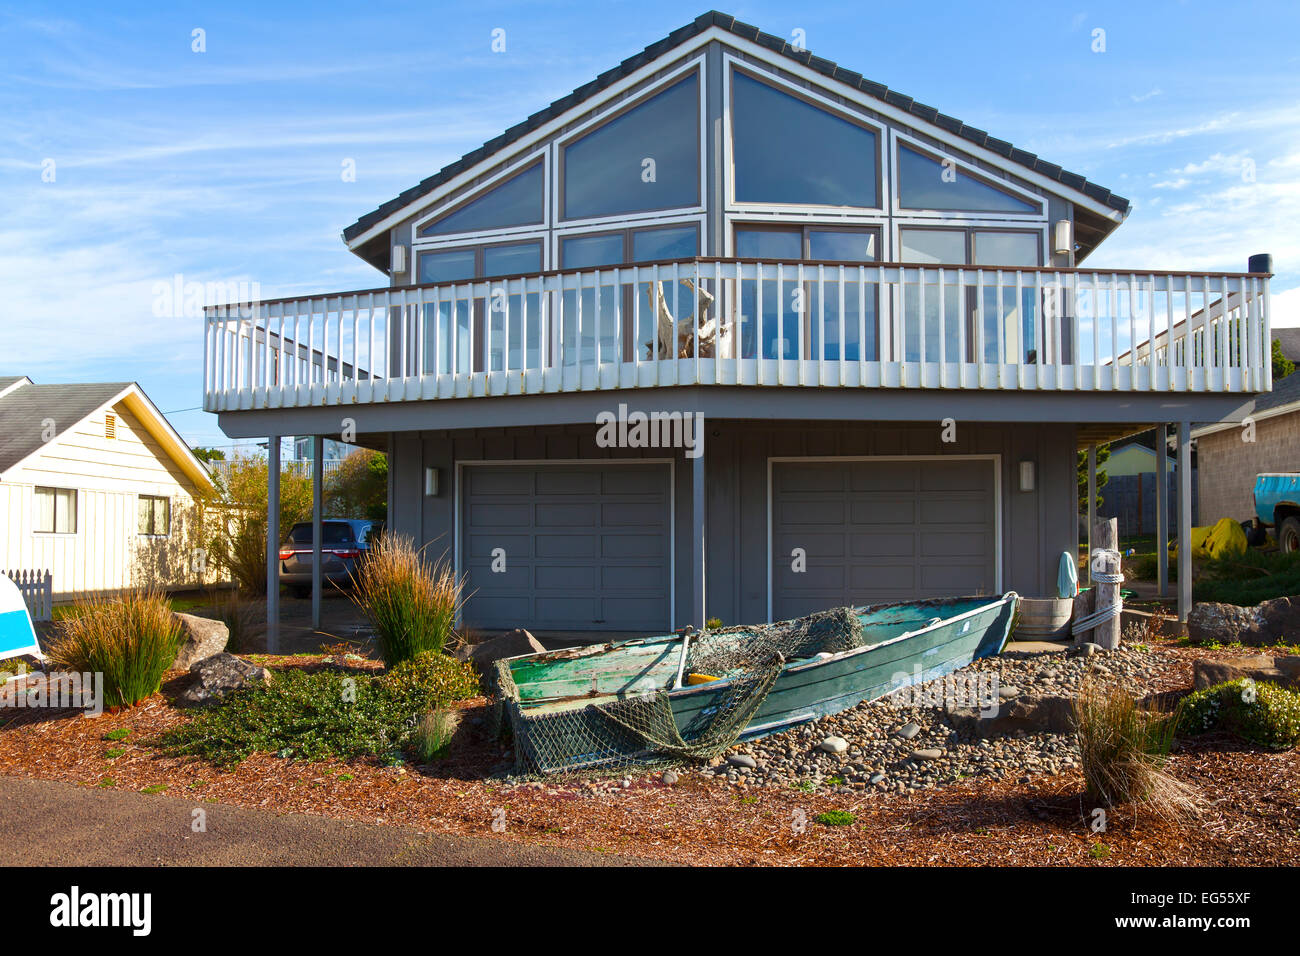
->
[4,569,53,622]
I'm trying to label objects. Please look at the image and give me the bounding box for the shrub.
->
[159,651,479,768]
[350,535,462,665]
[206,454,314,594]
[46,591,183,708]
[1178,679,1300,749]
[1073,679,1200,820]
[1194,548,1300,606]
[411,708,462,762]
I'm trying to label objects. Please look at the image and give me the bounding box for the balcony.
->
[202,259,1272,413]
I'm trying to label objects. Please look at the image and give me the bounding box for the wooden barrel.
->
[1014,596,1074,640]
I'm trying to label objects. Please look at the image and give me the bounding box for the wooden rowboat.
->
[493,592,1018,774]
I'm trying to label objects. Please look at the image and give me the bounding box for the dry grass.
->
[44,590,183,708]
[1073,678,1202,823]
[349,534,462,665]
[411,708,462,762]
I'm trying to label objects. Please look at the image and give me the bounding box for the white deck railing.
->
[202,259,1271,412]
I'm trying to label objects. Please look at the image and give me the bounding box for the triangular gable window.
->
[897,146,1039,214]
[419,162,544,237]
[562,74,699,220]
[732,71,879,207]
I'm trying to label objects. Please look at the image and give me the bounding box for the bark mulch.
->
[1,643,1297,867]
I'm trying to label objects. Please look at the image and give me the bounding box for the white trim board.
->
[765,454,1003,623]
[453,457,677,631]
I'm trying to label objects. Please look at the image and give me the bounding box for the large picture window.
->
[34,486,76,534]
[418,163,544,238]
[897,146,1040,214]
[562,75,700,220]
[731,71,879,207]
[733,225,880,362]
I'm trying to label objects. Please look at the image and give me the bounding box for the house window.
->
[417,162,544,238]
[733,225,880,361]
[417,241,544,375]
[558,224,702,365]
[562,74,700,220]
[731,71,879,207]
[898,227,1044,364]
[34,487,76,534]
[897,145,1040,214]
[138,495,170,536]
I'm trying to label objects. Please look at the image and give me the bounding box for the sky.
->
[2,0,1298,452]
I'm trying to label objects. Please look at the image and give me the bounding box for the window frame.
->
[724,58,886,217]
[890,131,1046,221]
[894,223,1046,267]
[732,222,883,263]
[411,152,550,246]
[137,494,171,537]
[555,59,707,227]
[32,485,78,536]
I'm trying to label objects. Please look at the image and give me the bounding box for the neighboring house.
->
[1194,369,1300,525]
[0,376,216,602]
[203,11,1270,630]
[1105,441,1177,478]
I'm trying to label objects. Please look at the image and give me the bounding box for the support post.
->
[312,435,323,631]
[691,418,706,632]
[1155,423,1169,597]
[1177,421,1193,622]
[266,435,280,654]
[1086,444,1097,585]
[1092,516,1121,650]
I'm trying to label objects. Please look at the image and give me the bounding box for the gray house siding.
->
[385,418,1077,633]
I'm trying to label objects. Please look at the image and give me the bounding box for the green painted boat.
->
[494,592,1018,774]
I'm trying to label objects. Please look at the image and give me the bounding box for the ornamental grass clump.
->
[411,707,462,763]
[350,535,462,666]
[1178,679,1300,749]
[46,590,183,708]
[1072,678,1201,822]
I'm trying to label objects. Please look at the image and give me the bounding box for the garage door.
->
[772,458,996,620]
[461,463,671,632]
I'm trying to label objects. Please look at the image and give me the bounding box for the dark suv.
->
[278,519,382,597]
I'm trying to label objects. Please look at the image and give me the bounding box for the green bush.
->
[1178,679,1300,749]
[160,652,479,768]
[46,591,183,708]
[1193,548,1300,605]
[350,535,462,665]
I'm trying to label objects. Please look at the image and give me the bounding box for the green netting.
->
[492,606,864,776]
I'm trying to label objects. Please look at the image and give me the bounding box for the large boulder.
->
[171,612,229,670]
[178,652,269,707]
[456,628,546,671]
[946,693,1075,737]
[1193,655,1300,691]
[1187,596,1300,647]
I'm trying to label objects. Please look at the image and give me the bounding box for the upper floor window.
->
[562,75,700,221]
[34,486,76,534]
[417,240,542,282]
[899,227,1040,266]
[897,146,1040,214]
[731,71,879,208]
[418,162,544,238]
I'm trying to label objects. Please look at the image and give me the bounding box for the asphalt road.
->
[0,775,647,867]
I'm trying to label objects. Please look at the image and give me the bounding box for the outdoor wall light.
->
[424,466,439,496]
[1053,220,1072,257]
[1018,460,1036,493]
[391,245,408,275]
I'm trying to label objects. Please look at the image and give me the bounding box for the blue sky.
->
[2,0,1298,451]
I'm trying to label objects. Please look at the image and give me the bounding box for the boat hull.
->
[497,593,1018,773]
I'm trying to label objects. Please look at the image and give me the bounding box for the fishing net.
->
[492,606,865,776]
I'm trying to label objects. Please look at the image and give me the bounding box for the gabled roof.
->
[0,378,215,493]
[344,10,1130,267]
[1192,368,1300,439]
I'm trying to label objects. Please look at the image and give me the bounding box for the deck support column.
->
[266,435,280,654]
[1086,444,1097,585]
[1156,423,1169,597]
[312,435,323,631]
[691,418,706,632]
[1177,421,1193,622]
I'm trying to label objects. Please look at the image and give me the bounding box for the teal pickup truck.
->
[1254,474,1300,552]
